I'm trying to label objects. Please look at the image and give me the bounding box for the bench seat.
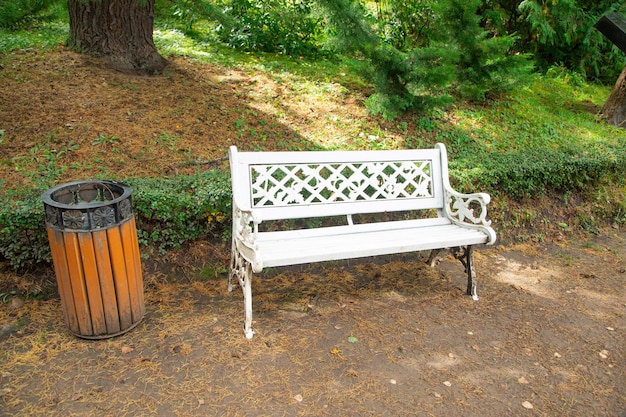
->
[255,218,489,268]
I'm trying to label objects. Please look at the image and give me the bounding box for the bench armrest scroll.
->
[436,142,496,244]
[443,188,496,244]
[232,202,263,272]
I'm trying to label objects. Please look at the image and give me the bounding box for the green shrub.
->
[0,189,49,269]
[0,0,58,29]
[0,169,232,270]
[214,0,323,56]
[126,169,232,254]
[451,142,626,198]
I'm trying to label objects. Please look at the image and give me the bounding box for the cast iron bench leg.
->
[451,246,479,301]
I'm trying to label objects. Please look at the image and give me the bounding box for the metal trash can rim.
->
[42,180,131,209]
[43,180,133,231]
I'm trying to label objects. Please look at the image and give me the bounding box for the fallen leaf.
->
[9,297,24,310]
[294,394,303,403]
[347,336,358,343]
[518,376,529,385]
[121,346,134,354]
[330,348,341,355]
[389,379,397,385]
[599,350,609,359]
[553,352,561,358]
[522,401,533,409]
[443,381,452,387]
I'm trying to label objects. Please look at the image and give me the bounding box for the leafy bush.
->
[0,170,232,270]
[0,189,50,269]
[0,0,58,29]
[518,0,625,82]
[126,169,232,254]
[451,142,626,198]
[215,0,323,56]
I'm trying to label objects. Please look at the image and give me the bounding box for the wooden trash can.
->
[42,180,145,339]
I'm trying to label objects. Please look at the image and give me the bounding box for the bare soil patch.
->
[1,235,624,416]
[0,49,624,416]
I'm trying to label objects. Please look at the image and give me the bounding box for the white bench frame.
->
[228,143,496,338]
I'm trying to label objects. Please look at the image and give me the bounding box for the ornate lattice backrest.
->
[230,148,445,221]
[250,161,433,206]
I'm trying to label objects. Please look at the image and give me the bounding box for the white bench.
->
[228,143,496,338]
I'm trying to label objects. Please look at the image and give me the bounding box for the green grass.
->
[0,21,66,53]
[451,73,620,154]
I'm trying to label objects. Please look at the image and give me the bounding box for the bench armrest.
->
[442,187,496,244]
[232,201,264,272]
[435,142,496,245]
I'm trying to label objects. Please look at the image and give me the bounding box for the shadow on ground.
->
[1,230,625,416]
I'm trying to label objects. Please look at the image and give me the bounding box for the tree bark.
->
[601,66,626,128]
[67,0,167,74]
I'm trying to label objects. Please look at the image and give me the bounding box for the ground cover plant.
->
[0,3,625,416]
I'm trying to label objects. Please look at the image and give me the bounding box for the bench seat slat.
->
[256,217,450,241]
[257,222,488,268]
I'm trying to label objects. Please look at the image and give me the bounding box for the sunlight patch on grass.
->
[154,28,212,60]
[450,77,621,153]
[0,23,67,54]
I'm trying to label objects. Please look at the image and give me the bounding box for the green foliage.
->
[375,0,436,50]
[0,0,66,53]
[0,170,232,270]
[163,0,232,31]
[213,0,323,56]
[518,0,625,82]
[320,0,532,117]
[0,0,58,29]
[125,170,232,254]
[452,142,626,198]
[0,189,50,269]
[441,0,534,101]
[320,0,452,118]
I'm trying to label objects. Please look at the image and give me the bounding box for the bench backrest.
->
[229,145,448,222]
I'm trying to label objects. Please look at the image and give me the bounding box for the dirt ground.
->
[0,49,625,416]
[0,234,624,416]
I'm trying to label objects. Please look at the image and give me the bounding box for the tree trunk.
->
[67,0,167,74]
[601,66,626,128]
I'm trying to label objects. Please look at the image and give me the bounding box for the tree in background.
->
[518,0,625,82]
[601,66,626,127]
[67,0,167,74]
[440,0,534,101]
[321,0,532,118]
[215,0,322,56]
[320,0,458,119]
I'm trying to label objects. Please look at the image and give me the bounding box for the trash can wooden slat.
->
[43,181,144,339]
